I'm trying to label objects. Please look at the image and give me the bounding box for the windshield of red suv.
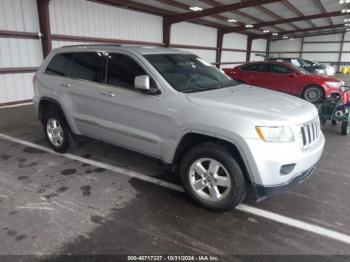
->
[144,54,238,93]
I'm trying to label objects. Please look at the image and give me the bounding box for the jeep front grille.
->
[301,118,320,148]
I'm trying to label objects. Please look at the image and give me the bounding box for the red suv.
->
[223,61,344,103]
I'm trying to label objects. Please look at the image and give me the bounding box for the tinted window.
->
[271,64,292,74]
[241,63,270,72]
[45,53,74,76]
[106,54,146,89]
[145,54,236,93]
[71,52,103,82]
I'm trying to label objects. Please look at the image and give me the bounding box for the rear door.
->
[269,63,300,95]
[96,52,164,158]
[60,52,104,136]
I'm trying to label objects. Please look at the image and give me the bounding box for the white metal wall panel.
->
[304,34,343,42]
[171,22,217,47]
[344,33,350,41]
[178,49,216,63]
[302,53,339,62]
[341,42,350,52]
[252,39,267,52]
[303,43,341,52]
[223,33,247,49]
[0,73,34,103]
[50,0,163,43]
[0,38,42,68]
[270,39,302,52]
[52,41,102,49]
[0,0,39,32]
[250,54,265,61]
[221,51,246,63]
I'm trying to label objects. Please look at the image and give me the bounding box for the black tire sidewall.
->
[43,111,70,153]
[303,86,324,103]
[179,143,246,211]
[341,121,350,135]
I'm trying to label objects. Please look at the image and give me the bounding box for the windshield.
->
[144,54,238,93]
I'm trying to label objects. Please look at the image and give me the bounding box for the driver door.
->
[96,52,164,158]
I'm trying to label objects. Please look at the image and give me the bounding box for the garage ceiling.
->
[92,0,350,40]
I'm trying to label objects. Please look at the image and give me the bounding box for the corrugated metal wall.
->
[49,0,163,43]
[171,22,217,64]
[0,0,42,105]
[0,0,260,105]
[270,33,347,71]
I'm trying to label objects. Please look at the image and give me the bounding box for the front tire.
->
[302,85,324,103]
[43,110,74,153]
[179,143,246,211]
[341,121,350,135]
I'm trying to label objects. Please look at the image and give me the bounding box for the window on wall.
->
[271,64,292,74]
[45,53,75,77]
[70,52,103,82]
[106,53,147,89]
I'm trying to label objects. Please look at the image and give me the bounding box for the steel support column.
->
[37,0,52,57]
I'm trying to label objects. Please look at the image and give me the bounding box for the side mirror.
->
[134,75,160,95]
[288,72,297,77]
[135,75,150,91]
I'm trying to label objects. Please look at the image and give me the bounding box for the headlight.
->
[325,81,341,88]
[255,126,295,143]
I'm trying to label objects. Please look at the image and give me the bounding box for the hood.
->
[186,84,318,125]
[306,73,343,83]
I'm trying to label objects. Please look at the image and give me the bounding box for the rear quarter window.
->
[45,53,75,77]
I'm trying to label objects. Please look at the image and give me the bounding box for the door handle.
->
[61,83,71,88]
[100,91,116,97]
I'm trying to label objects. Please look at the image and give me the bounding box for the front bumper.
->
[251,165,316,201]
[239,132,325,201]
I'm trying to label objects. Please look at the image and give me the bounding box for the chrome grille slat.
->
[300,118,320,148]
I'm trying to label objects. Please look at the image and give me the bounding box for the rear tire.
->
[43,110,77,153]
[341,121,350,135]
[179,143,246,211]
[302,85,324,103]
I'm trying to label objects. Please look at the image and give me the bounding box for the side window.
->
[45,53,74,76]
[241,64,258,71]
[271,64,291,74]
[70,52,103,82]
[106,53,147,89]
[241,64,269,72]
[256,64,270,72]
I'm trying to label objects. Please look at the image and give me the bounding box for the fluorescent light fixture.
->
[245,24,254,28]
[189,6,203,11]
[227,18,238,23]
[345,18,350,22]
[342,9,350,13]
[289,38,295,40]
[345,23,350,26]
[340,0,350,4]
[272,32,279,36]
[283,36,288,39]
[262,29,270,33]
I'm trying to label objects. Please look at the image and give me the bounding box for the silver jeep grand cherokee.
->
[33,45,325,211]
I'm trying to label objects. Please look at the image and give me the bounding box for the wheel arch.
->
[171,132,252,184]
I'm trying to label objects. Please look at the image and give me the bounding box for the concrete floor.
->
[0,103,350,261]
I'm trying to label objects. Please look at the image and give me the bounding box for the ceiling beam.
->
[281,0,316,28]
[268,23,346,39]
[90,0,230,29]
[199,0,284,32]
[166,0,282,24]
[223,10,343,34]
[272,29,348,41]
[253,5,300,30]
[313,0,333,26]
